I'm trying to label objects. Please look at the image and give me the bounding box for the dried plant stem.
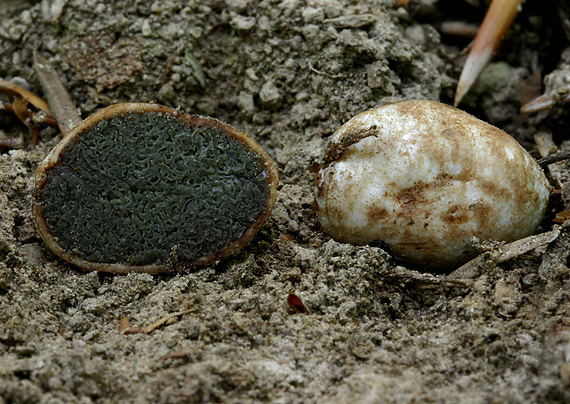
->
[537,150,570,167]
[449,226,562,279]
[454,0,522,106]
[33,54,81,134]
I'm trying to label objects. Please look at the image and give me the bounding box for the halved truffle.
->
[34,103,278,274]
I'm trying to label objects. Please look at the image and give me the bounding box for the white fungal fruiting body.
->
[315,100,550,271]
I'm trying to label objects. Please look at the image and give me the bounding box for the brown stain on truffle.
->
[367,205,389,222]
[442,205,469,224]
[471,202,492,232]
[316,168,351,237]
[396,183,427,207]
[441,128,459,138]
[314,170,325,199]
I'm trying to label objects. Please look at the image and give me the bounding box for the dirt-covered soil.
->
[1,0,570,403]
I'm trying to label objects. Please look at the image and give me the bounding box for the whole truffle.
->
[314,100,550,271]
[34,103,278,274]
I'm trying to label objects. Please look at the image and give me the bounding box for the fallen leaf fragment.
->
[287,293,310,315]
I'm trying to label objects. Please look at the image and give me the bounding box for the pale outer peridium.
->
[34,103,279,274]
[315,100,550,270]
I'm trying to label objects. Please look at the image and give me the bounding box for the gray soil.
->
[1,0,570,403]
